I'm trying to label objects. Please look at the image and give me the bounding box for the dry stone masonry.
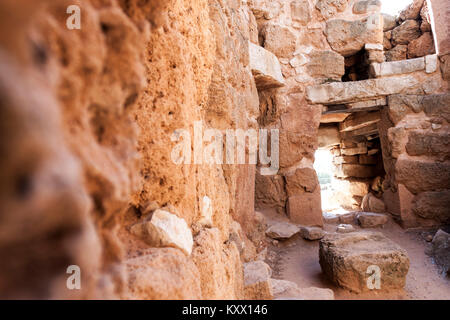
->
[0,0,448,300]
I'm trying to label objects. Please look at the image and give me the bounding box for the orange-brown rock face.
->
[0,0,261,299]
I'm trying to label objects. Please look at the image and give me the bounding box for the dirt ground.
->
[262,209,450,300]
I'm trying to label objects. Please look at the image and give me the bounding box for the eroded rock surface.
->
[319,232,410,293]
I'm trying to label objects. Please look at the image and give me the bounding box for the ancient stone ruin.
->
[0,0,448,300]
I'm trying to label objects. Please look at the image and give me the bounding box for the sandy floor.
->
[262,209,450,300]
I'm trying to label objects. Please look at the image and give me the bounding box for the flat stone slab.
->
[266,222,300,240]
[371,57,425,78]
[319,232,410,293]
[249,41,285,90]
[357,212,388,228]
[306,75,420,105]
[300,226,325,241]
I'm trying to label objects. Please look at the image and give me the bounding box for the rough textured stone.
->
[300,226,325,240]
[339,111,381,132]
[392,20,421,46]
[266,222,301,240]
[407,33,435,58]
[361,193,386,213]
[399,0,425,21]
[337,224,355,233]
[422,93,450,122]
[336,164,376,178]
[126,249,202,300]
[430,230,450,275]
[130,209,194,256]
[316,0,349,20]
[307,50,345,80]
[325,15,383,56]
[387,94,423,124]
[406,131,450,161]
[262,23,297,59]
[412,191,450,223]
[339,212,357,224]
[244,261,273,300]
[357,212,388,227]
[319,232,410,293]
[285,166,319,195]
[323,212,340,224]
[341,146,368,156]
[382,13,397,32]
[192,228,244,299]
[318,125,340,148]
[396,158,450,194]
[287,190,323,227]
[385,45,408,62]
[249,41,285,89]
[290,0,311,25]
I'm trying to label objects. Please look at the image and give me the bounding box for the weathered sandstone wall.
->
[0,0,263,299]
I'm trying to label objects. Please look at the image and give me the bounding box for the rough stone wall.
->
[428,0,450,80]
[383,0,436,61]
[0,0,262,299]
[253,0,385,225]
[379,93,450,228]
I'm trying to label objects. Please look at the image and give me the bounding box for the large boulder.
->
[325,15,383,56]
[407,32,435,58]
[391,20,421,46]
[398,0,425,21]
[319,232,410,293]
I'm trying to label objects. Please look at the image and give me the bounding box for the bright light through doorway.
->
[314,150,340,211]
[380,0,413,15]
